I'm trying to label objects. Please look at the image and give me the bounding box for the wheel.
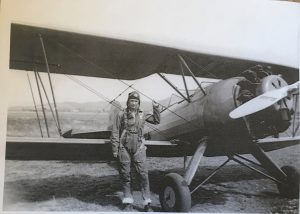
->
[159,173,191,212]
[277,166,299,199]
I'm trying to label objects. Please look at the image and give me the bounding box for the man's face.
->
[128,99,139,110]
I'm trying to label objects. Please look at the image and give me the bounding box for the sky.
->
[2,0,299,107]
[1,0,299,68]
[7,69,218,107]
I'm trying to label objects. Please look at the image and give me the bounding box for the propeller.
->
[229,81,299,119]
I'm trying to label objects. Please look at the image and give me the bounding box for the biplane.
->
[6,20,300,212]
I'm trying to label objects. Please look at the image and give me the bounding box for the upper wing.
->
[10,23,298,82]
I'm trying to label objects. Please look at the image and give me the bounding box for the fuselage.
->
[145,74,294,156]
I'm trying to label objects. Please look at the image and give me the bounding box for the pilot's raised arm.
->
[145,101,161,125]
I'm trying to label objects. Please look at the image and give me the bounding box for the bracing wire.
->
[66,75,113,104]
[181,54,218,79]
[46,37,203,130]
[65,74,169,139]
[112,86,133,103]
[103,82,136,112]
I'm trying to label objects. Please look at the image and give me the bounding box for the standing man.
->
[111,91,160,212]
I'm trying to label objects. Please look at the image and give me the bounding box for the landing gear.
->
[159,173,191,212]
[158,139,299,212]
[277,166,300,198]
[247,142,299,199]
[159,140,207,212]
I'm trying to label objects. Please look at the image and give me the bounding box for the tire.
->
[159,173,191,212]
[277,166,299,199]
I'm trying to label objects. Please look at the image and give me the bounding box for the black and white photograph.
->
[0,0,299,213]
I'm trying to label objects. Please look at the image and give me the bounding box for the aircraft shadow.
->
[3,164,277,211]
[149,164,267,192]
[148,164,278,208]
[3,174,122,210]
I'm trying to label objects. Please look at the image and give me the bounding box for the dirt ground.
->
[3,145,300,213]
[4,111,299,212]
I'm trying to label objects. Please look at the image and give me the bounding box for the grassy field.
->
[4,110,300,212]
[7,111,109,137]
[3,147,299,212]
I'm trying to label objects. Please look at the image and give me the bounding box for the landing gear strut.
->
[159,139,299,212]
[248,141,299,199]
[159,139,207,212]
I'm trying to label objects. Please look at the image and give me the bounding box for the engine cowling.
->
[203,74,294,141]
[203,77,251,141]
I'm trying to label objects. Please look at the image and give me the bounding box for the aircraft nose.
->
[257,75,294,113]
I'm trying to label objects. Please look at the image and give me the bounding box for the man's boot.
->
[144,203,153,212]
[122,203,133,212]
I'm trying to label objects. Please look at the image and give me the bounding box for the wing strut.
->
[177,54,206,96]
[27,72,43,137]
[34,70,50,137]
[157,73,190,102]
[36,72,61,133]
[179,60,190,100]
[39,34,62,136]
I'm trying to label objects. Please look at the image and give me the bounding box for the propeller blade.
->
[229,81,299,119]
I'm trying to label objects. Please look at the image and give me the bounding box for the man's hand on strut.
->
[152,100,159,107]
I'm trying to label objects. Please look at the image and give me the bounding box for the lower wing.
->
[5,135,299,160]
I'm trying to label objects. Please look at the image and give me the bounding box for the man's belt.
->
[127,131,138,134]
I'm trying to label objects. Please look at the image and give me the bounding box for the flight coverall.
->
[111,105,160,205]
